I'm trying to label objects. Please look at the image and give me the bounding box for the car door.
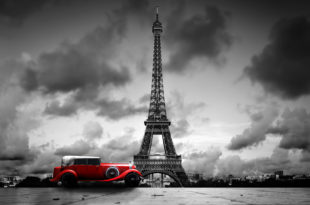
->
[87,158,102,179]
[73,158,88,179]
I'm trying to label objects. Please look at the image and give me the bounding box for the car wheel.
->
[61,173,77,188]
[125,173,140,187]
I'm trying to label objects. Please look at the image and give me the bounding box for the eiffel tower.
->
[134,8,189,187]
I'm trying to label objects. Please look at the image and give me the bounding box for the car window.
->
[74,158,87,165]
[62,158,74,166]
[88,158,100,165]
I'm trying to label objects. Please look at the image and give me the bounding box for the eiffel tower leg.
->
[138,126,154,156]
[175,168,190,187]
[162,127,176,156]
[152,174,154,187]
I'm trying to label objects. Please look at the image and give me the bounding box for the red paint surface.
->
[50,163,141,182]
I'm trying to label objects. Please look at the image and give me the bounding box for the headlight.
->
[129,161,133,169]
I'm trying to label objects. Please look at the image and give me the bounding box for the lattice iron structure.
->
[134,8,189,187]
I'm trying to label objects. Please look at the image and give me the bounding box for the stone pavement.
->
[0,187,309,205]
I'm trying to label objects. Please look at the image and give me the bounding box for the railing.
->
[134,155,182,160]
[134,158,182,165]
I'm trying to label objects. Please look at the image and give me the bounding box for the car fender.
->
[50,169,78,182]
[79,169,142,182]
[102,169,142,182]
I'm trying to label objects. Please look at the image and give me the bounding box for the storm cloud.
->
[0,0,50,26]
[21,25,131,94]
[1,0,310,177]
[227,104,279,150]
[245,16,310,99]
[0,60,40,174]
[19,17,152,120]
[269,108,310,152]
[165,4,232,72]
[217,147,310,176]
[44,96,147,120]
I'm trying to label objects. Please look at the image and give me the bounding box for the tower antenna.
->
[156,6,159,20]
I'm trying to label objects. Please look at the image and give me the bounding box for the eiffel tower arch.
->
[134,8,189,187]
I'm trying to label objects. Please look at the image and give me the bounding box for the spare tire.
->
[105,167,119,179]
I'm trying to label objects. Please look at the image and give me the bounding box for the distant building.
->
[0,176,22,187]
[275,171,284,180]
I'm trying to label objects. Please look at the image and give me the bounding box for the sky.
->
[1,0,310,177]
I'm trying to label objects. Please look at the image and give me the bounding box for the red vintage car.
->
[50,156,142,187]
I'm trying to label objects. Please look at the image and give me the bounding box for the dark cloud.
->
[269,108,310,151]
[0,70,37,161]
[229,104,310,153]
[116,0,150,19]
[44,96,147,120]
[217,148,310,176]
[227,104,279,150]
[20,68,38,91]
[0,58,43,175]
[22,25,130,94]
[19,19,149,120]
[0,89,40,175]
[165,4,232,72]
[112,0,151,35]
[0,0,51,26]
[245,16,310,99]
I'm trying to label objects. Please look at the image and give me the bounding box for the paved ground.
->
[0,187,310,205]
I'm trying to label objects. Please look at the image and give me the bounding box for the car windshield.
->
[61,157,74,166]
